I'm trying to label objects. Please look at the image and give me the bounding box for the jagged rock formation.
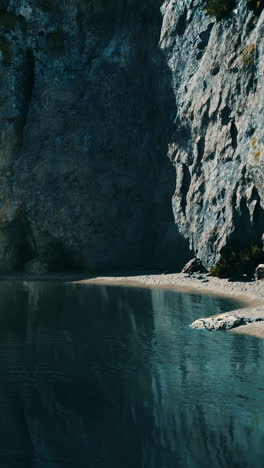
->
[0,0,263,272]
[161,0,264,270]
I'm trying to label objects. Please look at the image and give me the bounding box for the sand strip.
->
[0,271,263,338]
[75,273,264,338]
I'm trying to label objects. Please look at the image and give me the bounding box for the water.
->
[0,281,263,468]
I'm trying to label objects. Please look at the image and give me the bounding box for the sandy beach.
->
[76,272,264,338]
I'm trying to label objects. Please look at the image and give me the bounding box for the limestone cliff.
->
[0,0,263,272]
[161,0,264,269]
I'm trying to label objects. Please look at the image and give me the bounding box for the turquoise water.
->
[0,281,263,468]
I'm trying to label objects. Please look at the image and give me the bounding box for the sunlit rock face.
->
[0,0,263,272]
[160,0,264,269]
[0,0,189,272]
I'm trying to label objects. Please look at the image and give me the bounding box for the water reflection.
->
[0,282,263,468]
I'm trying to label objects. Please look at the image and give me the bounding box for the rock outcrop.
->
[0,1,263,272]
[190,313,244,330]
[161,0,264,270]
[190,312,264,331]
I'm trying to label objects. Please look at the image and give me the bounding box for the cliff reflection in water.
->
[0,282,263,468]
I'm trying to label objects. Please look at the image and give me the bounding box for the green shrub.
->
[247,0,264,12]
[204,0,236,19]
[210,245,264,278]
[204,0,263,19]
[241,43,256,65]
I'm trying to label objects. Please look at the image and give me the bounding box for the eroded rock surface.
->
[190,313,244,330]
[190,312,264,331]
[161,0,264,269]
[0,1,263,272]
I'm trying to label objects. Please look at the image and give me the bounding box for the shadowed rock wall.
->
[0,0,189,272]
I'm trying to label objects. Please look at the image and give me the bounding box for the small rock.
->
[182,258,207,274]
[255,264,264,280]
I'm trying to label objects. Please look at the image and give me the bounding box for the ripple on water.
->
[0,281,262,468]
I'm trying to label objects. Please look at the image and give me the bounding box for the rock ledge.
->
[190,313,264,331]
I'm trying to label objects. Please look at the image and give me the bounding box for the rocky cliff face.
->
[0,0,188,272]
[161,0,264,269]
[0,0,263,273]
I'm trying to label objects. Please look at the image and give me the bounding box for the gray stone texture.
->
[190,312,264,331]
[161,0,264,269]
[190,313,244,330]
[0,0,263,272]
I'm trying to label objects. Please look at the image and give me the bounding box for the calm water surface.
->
[0,281,263,468]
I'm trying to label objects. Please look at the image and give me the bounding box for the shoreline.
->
[75,272,264,338]
[1,271,263,338]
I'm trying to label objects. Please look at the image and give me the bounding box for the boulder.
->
[190,313,244,331]
[255,264,264,280]
[182,258,207,274]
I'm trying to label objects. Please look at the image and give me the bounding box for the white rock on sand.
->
[190,314,244,331]
[189,313,264,331]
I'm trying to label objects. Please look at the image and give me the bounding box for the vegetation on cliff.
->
[204,0,263,19]
[210,246,264,278]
